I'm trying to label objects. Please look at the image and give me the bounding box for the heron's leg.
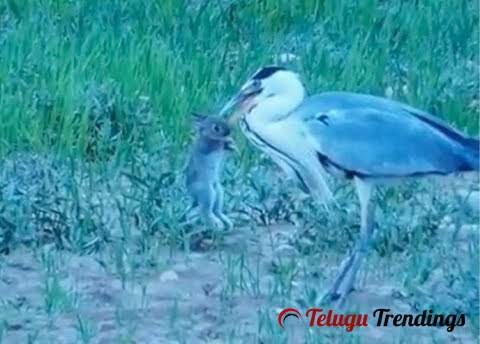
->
[322,178,375,304]
[335,179,375,299]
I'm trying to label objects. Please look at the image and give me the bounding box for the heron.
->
[219,66,480,305]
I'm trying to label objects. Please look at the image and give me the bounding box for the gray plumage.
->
[185,113,235,229]
[297,92,479,180]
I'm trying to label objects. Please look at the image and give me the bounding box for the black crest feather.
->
[252,66,286,80]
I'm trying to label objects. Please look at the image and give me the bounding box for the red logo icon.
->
[277,308,302,328]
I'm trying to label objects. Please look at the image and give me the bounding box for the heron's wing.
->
[294,92,475,178]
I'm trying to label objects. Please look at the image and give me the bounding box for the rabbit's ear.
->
[191,112,207,125]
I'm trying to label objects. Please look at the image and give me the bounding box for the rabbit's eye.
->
[212,124,221,133]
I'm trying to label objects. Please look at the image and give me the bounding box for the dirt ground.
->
[0,218,477,343]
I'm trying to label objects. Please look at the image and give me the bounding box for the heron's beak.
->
[219,92,244,117]
[220,82,263,125]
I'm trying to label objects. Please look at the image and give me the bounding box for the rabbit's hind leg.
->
[197,185,223,230]
[213,183,233,230]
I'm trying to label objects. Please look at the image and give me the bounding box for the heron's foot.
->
[324,251,356,294]
[320,286,356,308]
[320,250,363,308]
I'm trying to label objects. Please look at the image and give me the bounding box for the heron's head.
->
[220,66,306,123]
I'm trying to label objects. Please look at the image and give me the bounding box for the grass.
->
[0,0,478,343]
[0,0,478,159]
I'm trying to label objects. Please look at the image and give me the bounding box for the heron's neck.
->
[247,87,305,124]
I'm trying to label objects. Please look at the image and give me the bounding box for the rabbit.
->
[185,112,236,230]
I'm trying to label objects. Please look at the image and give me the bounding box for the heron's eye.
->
[252,80,261,88]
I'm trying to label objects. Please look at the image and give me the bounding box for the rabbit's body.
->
[185,114,235,229]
